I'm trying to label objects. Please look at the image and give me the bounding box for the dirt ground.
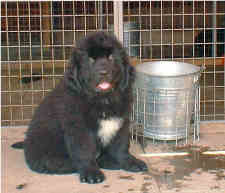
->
[2,122,225,193]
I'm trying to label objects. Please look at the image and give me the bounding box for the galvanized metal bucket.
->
[132,61,203,141]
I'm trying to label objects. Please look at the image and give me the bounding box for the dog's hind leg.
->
[24,140,77,174]
[25,154,77,174]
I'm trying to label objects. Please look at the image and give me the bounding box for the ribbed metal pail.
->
[132,61,203,140]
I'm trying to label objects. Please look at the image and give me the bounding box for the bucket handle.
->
[200,65,206,73]
[194,65,205,84]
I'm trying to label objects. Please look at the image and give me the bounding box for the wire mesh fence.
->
[1,1,225,127]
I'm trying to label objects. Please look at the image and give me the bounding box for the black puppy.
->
[13,32,147,184]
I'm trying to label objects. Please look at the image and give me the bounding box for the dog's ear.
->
[65,48,84,92]
[119,51,135,91]
[66,48,95,93]
[119,64,135,91]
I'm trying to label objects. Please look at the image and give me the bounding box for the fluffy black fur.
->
[13,32,147,184]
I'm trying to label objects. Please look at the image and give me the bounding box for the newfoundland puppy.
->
[13,32,147,184]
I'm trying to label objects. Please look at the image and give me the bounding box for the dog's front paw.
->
[79,168,105,184]
[122,155,148,172]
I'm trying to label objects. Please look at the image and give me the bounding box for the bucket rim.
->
[135,61,205,77]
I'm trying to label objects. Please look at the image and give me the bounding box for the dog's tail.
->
[11,141,24,149]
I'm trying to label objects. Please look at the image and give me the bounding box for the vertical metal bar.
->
[212,1,217,120]
[143,88,146,140]
[136,88,139,131]
[192,0,195,63]
[98,1,103,30]
[106,2,109,31]
[5,2,13,125]
[203,0,206,121]
[212,1,217,58]
[113,1,123,42]
[0,4,1,122]
[138,1,141,59]
[160,0,163,60]
[195,85,198,142]
[153,90,156,144]
[95,1,98,30]
[182,0,185,61]
[171,0,174,59]
[29,2,36,117]
[39,2,45,99]
[62,1,66,75]
[50,2,56,88]
[72,1,76,44]
[197,85,200,140]
[17,2,24,124]
[149,1,152,59]
[84,1,87,35]
[186,90,189,144]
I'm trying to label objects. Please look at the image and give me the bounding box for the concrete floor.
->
[2,123,225,193]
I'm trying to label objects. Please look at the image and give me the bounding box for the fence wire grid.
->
[1,1,225,127]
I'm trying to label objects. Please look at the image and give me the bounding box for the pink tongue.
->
[98,82,111,90]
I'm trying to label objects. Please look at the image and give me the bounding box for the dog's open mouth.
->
[97,81,112,91]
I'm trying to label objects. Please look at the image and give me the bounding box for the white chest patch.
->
[98,117,123,146]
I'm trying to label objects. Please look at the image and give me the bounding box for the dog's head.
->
[66,32,135,96]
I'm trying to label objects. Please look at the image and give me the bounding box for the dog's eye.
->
[108,55,113,60]
[89,57,95,64]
